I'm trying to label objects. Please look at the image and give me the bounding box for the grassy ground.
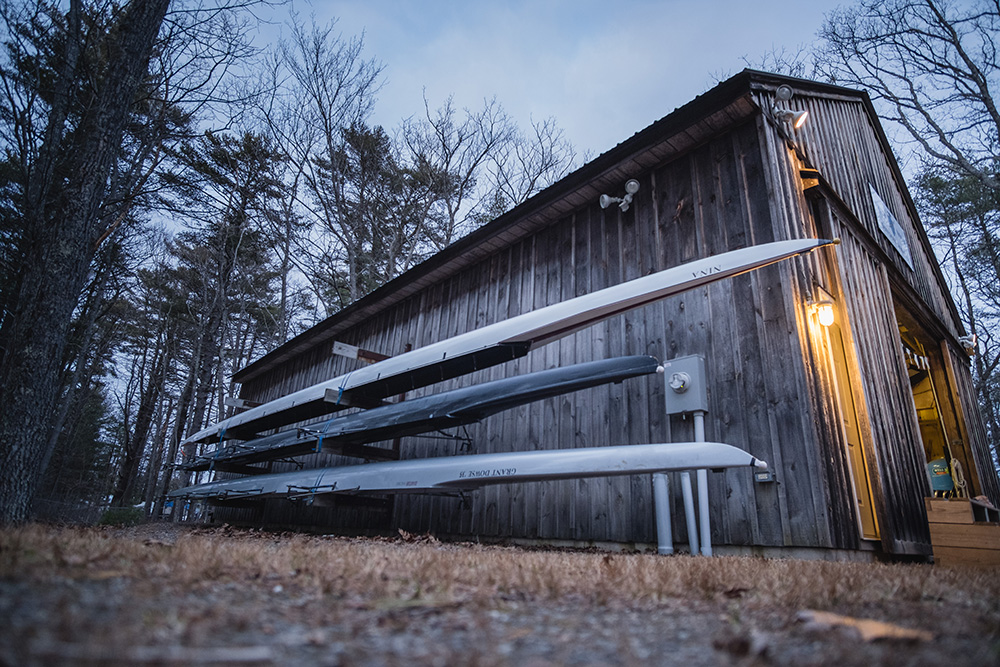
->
[1,522,998,665]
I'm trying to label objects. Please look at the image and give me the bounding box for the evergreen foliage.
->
[0,2,579,523]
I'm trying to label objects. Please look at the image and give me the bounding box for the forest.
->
[0,0,997,524]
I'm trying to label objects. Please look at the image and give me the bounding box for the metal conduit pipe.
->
[661,354,714,556]
[680,471,699,554]
[653,472,673,554]
[694,411,712,556]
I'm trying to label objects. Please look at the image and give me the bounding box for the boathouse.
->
[213,70,999,558]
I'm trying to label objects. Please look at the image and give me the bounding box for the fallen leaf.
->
[143,539,173,548]
[397,528,439,543]
[797,610,933,642]
[374,597,463,613]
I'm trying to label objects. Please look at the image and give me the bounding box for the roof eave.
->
[234,70,870,385]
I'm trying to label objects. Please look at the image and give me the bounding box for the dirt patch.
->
[1,523,998,665]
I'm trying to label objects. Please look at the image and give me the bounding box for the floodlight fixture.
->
[772,85,809,131]
[600,179,641,212]
[776,108,809,129]
[775,84,794,102]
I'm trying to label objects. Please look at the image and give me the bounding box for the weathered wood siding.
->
[751,83,996,550]
[223,74,996,554]
[795,114,934,551]
[233,118,859,550]
[759,88,960,332]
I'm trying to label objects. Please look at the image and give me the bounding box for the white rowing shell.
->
[186,238,835,444]
[171,441,767,499]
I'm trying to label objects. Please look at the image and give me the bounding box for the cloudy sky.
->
[266,0,844,158]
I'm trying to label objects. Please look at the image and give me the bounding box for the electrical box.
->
[662,355,708,415]
[754,469,775,483]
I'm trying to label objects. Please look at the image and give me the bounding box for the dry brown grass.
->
[2,522,999,666]
[3,523,997,611]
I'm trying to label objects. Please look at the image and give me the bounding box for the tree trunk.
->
[153,368,196,520]
[188,308,224,441]
[36,267,111,490]
[0,0,172,523]
[111,344,167,507]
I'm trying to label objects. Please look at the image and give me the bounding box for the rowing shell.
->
[186,238,836,444]
[185,355,662,471]
[170,441,767,500]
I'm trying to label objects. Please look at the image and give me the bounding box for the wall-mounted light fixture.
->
[809,284,836,327]
[959,334,977,356]
[773,84,809,131]
[816,300,835,327]
[600,179,641,212]
[800,168,821,191]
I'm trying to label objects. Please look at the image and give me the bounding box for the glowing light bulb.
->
[817,301,834,327]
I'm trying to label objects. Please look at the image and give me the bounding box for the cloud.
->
[297,0,838,155]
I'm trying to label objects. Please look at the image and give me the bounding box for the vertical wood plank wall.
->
[764,90,958,328]
[750,87,995,548]
[235,119,861,550]
[831,222,932,549]
[229,84,993,553]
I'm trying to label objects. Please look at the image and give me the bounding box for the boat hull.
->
[186,239,835,444]
[170,441,766,500]
[185,355,662,471]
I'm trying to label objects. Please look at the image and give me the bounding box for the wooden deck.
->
[925,497,1000,568]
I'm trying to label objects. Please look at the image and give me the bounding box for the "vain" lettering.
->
[692,265,722,278]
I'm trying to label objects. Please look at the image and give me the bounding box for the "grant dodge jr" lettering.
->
[458,468,517,479]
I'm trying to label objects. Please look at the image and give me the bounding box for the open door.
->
[805,197,879,541]
[896,309,979,500]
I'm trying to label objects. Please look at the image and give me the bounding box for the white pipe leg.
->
[653,472,673,555]
[680,470,698,554]
[694,411,712,556]
[697,468,712,556]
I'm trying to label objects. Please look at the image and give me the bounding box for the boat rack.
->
[182,427,398,473]
[170,240,834,552]
[182,239,834,447]
[182,355,663,473]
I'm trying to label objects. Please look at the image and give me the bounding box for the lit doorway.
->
[827,321,880,540]
[897,316,973,499]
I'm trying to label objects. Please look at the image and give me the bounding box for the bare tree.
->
[734,45,818,80]
[262,14,384,313]
[400,94,515,249]
[488,115,576,211]
[815,0,1000,471]
[817,0,1000,193]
